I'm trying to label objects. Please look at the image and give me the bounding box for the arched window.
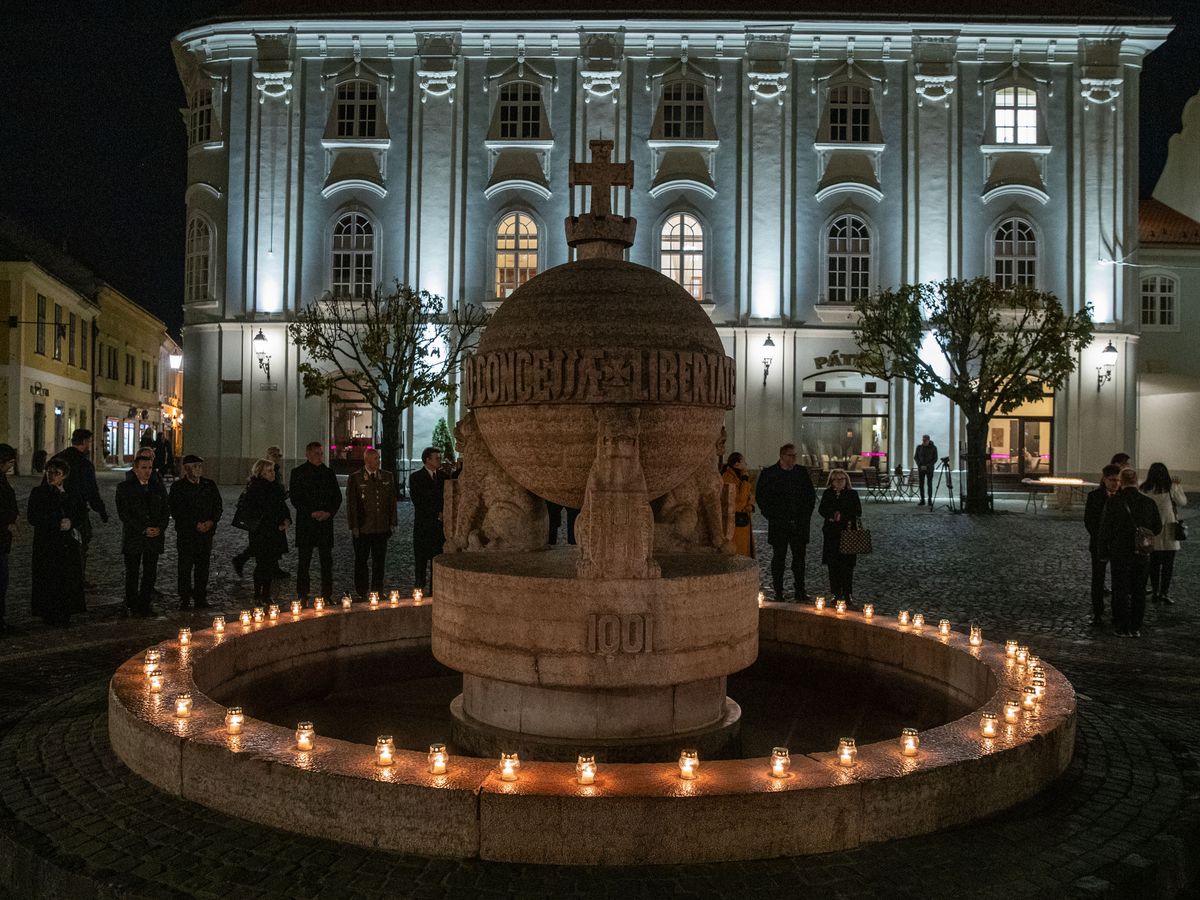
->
[1141,274,1178,328]
[188,88,214,146]
[184,217,211,304]
[826,215,871,303]
[495,212,538,298]
[994,86,1038,145]
[498,82,542,140]
[662,81,706,140]
[993,218,1037,288]
[336,81,379,139]
[331,213,375,298]
[828,85,872,143]
[660,213,704,300]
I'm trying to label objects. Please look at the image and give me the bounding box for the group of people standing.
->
[1085,453,1188,637]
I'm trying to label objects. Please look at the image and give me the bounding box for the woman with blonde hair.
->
[818,468,862,602]
[232,458,291,602]
[722,452,755,558]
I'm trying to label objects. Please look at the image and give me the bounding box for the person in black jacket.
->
[1084,463,1122,627]
[818,468,864,601]
[28,458,86,626]
[238,459,292,602]
[914,435,939,507]
[289,442,342,602]
[409,447,447,595]
[54,429,109,585]
[115,455,170,617]
[754,442,817,602]
[1098,467,1162,638]
[169,455,223,610]
[0,444,18,633]
[233,445,287,577]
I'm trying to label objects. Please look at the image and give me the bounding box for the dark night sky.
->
[1,1,1197,337]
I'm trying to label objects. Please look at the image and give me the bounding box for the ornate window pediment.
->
[252,32,295,105]
[646,44,720,197]
[812,53,886,201]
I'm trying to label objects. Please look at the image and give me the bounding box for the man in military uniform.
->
[346,448,397,600]
[168,455,223,610]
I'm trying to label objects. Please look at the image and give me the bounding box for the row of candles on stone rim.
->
[174,589,428,640]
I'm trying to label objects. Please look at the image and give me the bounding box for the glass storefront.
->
[800,371,889,472]
[987,389,1054,477]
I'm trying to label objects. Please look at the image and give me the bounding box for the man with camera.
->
[914,435,939,507]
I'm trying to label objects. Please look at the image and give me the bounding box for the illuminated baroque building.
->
[173,5,1183,484]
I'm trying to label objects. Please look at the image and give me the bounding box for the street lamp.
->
[168,353,183,370]
[762,333,775,386]
[253,329,272,381]
[1096,340,1117,393]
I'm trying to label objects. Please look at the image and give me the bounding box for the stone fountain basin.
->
[108,603,1075,865]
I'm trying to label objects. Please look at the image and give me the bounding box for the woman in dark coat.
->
[236,459,291,602]
[818,467,863,602]
[27,457,86,626]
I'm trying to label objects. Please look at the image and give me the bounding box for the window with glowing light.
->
[335,81,379,139]
[494,213,539,298]
[994,87,1038,145]
[825,215,872,303]
[331,213,376,298]
[992,218,1037,288]
[184,217,212,304]
[1140,275,1177,328]
[659,213,705,300]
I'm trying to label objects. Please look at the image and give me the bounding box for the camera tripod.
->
[933,457,959,514]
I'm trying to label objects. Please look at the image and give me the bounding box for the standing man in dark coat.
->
[913,434,939,507]
[346,448,397,600]
[289,441,342,603]
[169,455,223,610]
[1098,467,1162,638]
[115,455,170,617]
[1084,463,1122,627]
[409,446,447,595]
[754,442,817,602]
[0,443,18,634]
[54,428,109,584]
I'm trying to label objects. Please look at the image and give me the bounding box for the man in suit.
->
[115,455,170,616]
[409,446,447,595]
[1084,463,1122,627]
[54,428,109,585]
[1098,466,1162,638]
[169,454,223,610]
[289,442,342,603]
[347,448,397,600]
[754,442,817,602]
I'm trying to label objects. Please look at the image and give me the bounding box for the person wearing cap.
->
[0,443,17,634]
[169,455,223,610]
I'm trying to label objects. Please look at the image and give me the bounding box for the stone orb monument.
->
[434,140,758,761]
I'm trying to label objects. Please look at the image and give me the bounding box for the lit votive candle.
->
[178,627,192,647]
[898,610,911,626]
[837,738,857,768]
[252,607,264,624]
[375,735,395,767]
[814,595,826,611]
[969,624,983,647]
[1004,698,1021,724]
[1022,686,1038,710]
[290,600,302,617]
[757,591,766,608]
[295,721,315,751]
[239,610,252,627]
[912,613,925,629]
[863,603,875,619]
[268,604,280,621]
[225,707,244,735]
[678,749,699,780]
[368,592,380,609]
[576,754,596,785]
[313,597,325,612]
[1005,640,1018,659]
[341,593,353,611]
[1026,655,1041,671]
[143,649,161,677]
[174,692,192,718]
[429,743,448,775]
[499,751,520,781]
[900,727,920,757]
[938,619,951,637]
[835,599,848,615]
[412,588,424,604]
[980,712,999,738]
[1031,675,1047,699]
[1015,645,1029,665]
[389,590,401,607]
[213,615,225,633]
[148,669,164,692]
[770,747,791,778]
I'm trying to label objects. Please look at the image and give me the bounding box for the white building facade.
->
[173,10,1173,484]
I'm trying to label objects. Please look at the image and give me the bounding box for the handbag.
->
[1123,499,1156,555]
[1176,520,1188,542]
[735,511,751,528]
[231,489,261,533]
[839,520,873,555]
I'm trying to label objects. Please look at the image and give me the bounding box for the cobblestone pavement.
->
[0,472,1198,898]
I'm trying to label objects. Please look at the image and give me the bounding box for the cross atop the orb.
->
[569,139,633,218]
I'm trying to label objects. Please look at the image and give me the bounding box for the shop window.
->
[494,212,539,298]
[992,217,1037,288]
[1140,274,1177,328]
[331,212,375,299]
[987,385,1054,476]
[659,213,704,300]
[800,371,889,472]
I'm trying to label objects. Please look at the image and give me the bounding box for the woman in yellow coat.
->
[722,452,755,558]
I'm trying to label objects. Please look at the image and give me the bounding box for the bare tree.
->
[288,281,488,476]
[853,277,1094,513]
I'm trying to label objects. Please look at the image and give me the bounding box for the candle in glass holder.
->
[837,738,857,767]
[143,649,161,675]
[835,599,847,615]
[1004,698,1021,723]
[178,627,192,647]
[148,670,164,692]
[757,591,766,608]
[499,751,520,781]
[863,603,875,619]
[225,707,244,735]
[814,595,826,611]
[412,588,424,604]
[969,624,983,647]
[1031,675,1047,699]
[1022,686,1038,710]
[770,747,791,778]
[1026,655,1041,671]
[428,743,448,775]
[368,592,380,609]
[678,749,699,780]
[267,604,280,621]
[252,607,265,624]
[341,593,353,611]
[898,610,911,626]
[389,590,401,607]
[938,619,951,637]
[900,728,920,757]
[375,735,395,767]
[576,754,596,785]
[313,597,325,612]
[1005,640,1018,659]
[912,613,925,629]
[1015,645,1029,665]
[980,712,999,738]
[290,600,302,617]
[295,721,315,751]
[213,615,225,633]
[174,692,192,717]
[239,610,252,627]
